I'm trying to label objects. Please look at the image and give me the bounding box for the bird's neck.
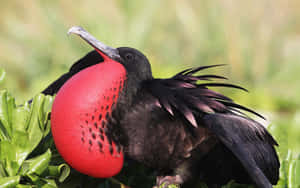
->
[117,74,143,113]
[106,74,147,148]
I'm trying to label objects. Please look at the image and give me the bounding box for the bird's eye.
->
[125,53,134,60]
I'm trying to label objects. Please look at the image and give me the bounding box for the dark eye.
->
[125,53,134,60]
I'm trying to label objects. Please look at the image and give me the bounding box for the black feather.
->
[218,100,266,120]
[201,114,280,187]
[184,64,226,76]
[42,50,103,95]
[195,74,228,80]
[193,88,233,101]
[145,65,262,127]
[198,83,248,92]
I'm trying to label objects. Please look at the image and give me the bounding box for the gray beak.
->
[68,26,120,60]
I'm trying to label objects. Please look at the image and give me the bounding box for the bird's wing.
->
[143,64,264,128]
[142,65,279,187]
[42,50,102,95]
[201,113,279,188]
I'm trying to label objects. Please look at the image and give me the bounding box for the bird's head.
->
[68,26,153,83]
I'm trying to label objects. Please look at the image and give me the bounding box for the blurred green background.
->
[0,0,299,184]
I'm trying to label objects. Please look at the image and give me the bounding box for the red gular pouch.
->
[51,60,126,178]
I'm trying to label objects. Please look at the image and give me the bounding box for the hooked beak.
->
[68,26,120,61]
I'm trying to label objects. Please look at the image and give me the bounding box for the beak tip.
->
[68,26,84,36]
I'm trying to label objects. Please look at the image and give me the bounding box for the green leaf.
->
[24,94,53,154]
[295,155,300,187]
[40,178,58,188]
[26,94,45,151]
[27,176,58,188]
[0,90,14,141]
[15,185,32,188]
[159,183,179,188]
[40,95,53,137]
[26,173,39,183]
[0,176,20,188]
[12,103,30,133]
[0,90,66,187]
[275,159,288,188]
[23,149,51,176]
[12,130,31,167]
[0,162,8,177]
[47,163,70,183]
[288,154,300,188]
[288,159,296,188]
[0,69,5,84]
[0,141,20,176]
[0,92,32,174]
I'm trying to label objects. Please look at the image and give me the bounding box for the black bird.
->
[45,26,279,188]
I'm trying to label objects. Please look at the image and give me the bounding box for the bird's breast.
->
[51,61,126,178]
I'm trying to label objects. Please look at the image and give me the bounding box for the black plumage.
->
[42,48,279,188]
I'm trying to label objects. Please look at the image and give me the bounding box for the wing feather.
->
[201,114,279,187]
[42,50,103,95]
[143,65,263,127]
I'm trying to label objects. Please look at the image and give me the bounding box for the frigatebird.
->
[45,26,279,188]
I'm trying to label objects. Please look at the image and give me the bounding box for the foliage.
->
[274,151,300,188]
[0,83,70,187]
